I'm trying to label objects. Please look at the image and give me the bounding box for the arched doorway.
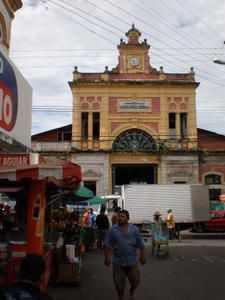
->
[112,129,157,192]
[112,128,156,152]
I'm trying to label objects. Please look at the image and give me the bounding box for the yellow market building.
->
[34,25,200,196]
[68,25,199,195]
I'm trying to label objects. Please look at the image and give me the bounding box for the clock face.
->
[129,57,139,67]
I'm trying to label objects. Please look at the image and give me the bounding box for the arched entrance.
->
[111,129,158,192]
[112,128,156,152]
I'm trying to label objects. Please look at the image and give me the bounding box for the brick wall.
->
[198,129,225,150]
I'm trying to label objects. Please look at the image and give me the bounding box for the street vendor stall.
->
[0,161,82,290]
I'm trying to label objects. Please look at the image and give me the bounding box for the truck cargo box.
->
[121,184,210,225]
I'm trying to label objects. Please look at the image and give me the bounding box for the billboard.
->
[0,47,32,147]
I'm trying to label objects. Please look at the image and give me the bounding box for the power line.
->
[103,0,225,81]
[10,52,225,59]
[54,0,125,37]
[45,0,121,39]
[175,0,224,45]
[131,0,225,78]
[21,0,225,88]
[31,105,225,113]
[43,3,116,45]
[10,47,225,53]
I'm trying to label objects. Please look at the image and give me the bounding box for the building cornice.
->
[69,80,200,89]
[2,0,23,19]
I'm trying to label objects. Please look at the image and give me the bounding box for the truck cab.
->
[96,195,123,221]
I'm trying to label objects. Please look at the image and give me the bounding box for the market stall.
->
[0,161,82,290]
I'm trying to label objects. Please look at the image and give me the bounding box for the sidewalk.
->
[181,230,225,240]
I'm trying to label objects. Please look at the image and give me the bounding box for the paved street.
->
[48,239,225,300]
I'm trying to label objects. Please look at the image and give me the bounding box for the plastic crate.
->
[57,261,81,285]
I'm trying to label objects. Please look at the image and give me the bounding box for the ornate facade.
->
[31,26,225,198]
[68,25,200,193]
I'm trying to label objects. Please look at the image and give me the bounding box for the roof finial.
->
[188,67,195,81]
[125,25,141,44]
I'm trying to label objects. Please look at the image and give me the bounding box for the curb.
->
[181,230,225,240]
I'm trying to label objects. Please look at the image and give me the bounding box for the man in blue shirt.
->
[104,209,146,300]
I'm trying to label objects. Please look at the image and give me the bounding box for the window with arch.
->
[204,174,222,201]
[205,174,221,185]
[112,129,156,152]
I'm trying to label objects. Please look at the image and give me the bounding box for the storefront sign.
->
[0,48,32,147]
[0,154,30,167]
[0,52,18,131]
[119,100,150,110]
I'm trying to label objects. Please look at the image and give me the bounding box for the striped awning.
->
[0,162,82,183]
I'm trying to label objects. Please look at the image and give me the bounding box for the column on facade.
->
[187,94,198,148]
[72,96,81,149]
[88,112,93,149]
[159,89,167,144]
[100,95,109,149]
[176,112,181,139]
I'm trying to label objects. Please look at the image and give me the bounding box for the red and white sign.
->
[0,162,82,182]
[0,48,32,147]
[0,154,30,168]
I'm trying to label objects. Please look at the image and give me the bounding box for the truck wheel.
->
[195,223,204,233]
[175,229,180,239]
[151,244,155,255]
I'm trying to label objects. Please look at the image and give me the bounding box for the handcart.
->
[151,223,169,257]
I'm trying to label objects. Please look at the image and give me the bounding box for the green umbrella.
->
[74,186,94,198]
[88,196,106,206]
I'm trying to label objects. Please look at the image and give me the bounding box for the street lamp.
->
[213,58,225,65]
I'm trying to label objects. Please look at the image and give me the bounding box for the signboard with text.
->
[0,154,30,168]
[119,100,150,111]
[0,47,32,147]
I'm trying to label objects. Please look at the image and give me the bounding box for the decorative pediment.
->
[83,169,101,178]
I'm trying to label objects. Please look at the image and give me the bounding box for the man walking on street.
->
[104,209,146,300]
[111,206,121,225]
[166,209,176,239]
[95,208,110,250]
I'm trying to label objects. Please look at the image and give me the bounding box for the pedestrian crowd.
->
[0,203,176,300]
[55,204,175,300]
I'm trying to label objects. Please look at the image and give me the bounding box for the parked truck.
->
[102,184,210,234]
[120,184,210,233]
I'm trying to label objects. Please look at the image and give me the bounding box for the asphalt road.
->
[48,240,225,300]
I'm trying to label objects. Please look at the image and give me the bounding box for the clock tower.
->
[116,24,154,74]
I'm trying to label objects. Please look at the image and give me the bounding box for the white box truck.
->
[120,184,210,233]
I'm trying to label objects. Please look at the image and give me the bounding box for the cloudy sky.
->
[10,0,225,135]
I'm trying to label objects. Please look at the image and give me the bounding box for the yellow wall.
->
[69,26,199,192]
[70,83,198,150]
